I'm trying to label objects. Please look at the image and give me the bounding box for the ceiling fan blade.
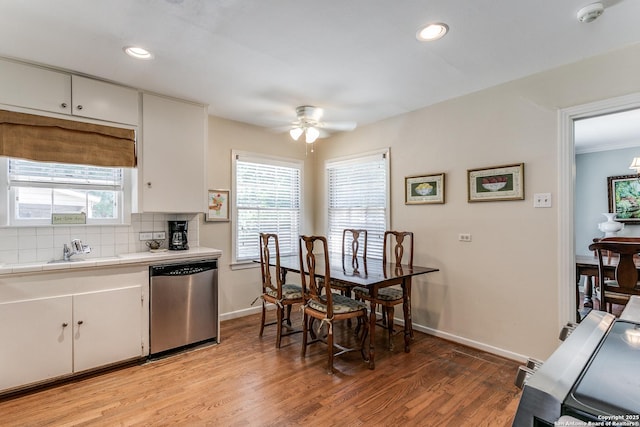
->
[270,125,295,133]
[321,121,357,131]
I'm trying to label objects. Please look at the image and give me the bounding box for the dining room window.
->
[232,151,303,264]
[326,149,390,259]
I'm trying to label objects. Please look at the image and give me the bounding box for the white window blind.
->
[326,150,389,259]
[9,159,123,188]
[234,153,302,262]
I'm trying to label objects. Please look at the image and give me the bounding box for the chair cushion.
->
[266,283,303,300]
[353,286,403,301]
[307,293,367,314]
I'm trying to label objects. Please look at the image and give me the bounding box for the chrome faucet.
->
[63,239,91,261]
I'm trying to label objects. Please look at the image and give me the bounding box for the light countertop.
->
[0,247,222,276]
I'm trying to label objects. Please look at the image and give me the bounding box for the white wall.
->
[314,43,640,360]
[200,116,315,320]
[204,42,640,360]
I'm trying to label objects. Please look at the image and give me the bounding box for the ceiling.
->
[575,108,640,153]
[1,0,640,140]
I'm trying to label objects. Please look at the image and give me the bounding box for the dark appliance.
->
[149,259,218,355]
[512,297,640,426]
[168,220,189,250]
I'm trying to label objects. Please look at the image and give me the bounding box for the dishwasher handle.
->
[150,259,218,277]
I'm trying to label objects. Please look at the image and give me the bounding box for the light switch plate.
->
[139,232,153,240]
[153,231,166,240]
[533,193,552,208]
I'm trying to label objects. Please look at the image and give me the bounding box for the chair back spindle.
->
[342,229,367,274]
[588,240,640,313]
[299,235,333,317]
[260,233,281,298]
[383,231,414,266]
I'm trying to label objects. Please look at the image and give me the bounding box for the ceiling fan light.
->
[290,127,303,141]
[305,127,320,143]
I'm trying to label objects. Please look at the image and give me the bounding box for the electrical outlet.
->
[153,231,166,240]
[139,232,153,241]
[458,233,472,242]
[534,193,552,208]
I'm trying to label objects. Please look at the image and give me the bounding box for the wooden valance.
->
[0,109,136,167]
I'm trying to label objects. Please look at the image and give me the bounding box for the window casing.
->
[326,149,390,259]
[2,158,131,226]
[232,151,303,264]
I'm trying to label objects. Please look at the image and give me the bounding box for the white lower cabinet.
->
[73,286,143,372]
[0,295,73,391]
[0,269,146,393]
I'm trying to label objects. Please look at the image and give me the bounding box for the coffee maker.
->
[168,221,189,251]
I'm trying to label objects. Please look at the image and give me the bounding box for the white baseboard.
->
[219,308,530,363]
[411,322,529,363]
[220,305,263,321]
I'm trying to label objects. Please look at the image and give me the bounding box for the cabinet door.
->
[73,285,143,373]
[141,93,206,212]
[0,296,73,391]
[71,75,139,125]
[0,58,71,114]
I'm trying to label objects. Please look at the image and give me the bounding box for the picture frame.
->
[405,173,445,204]
[206,189,230,222]
[467,163,524,202]
[607,174,640,224]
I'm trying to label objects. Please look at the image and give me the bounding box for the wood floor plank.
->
[0,311,522,426]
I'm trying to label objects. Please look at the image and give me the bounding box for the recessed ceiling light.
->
[416,23,449,42]
[123,46,153,60]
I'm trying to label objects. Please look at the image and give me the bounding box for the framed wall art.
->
[206,189,230,222]
[467,163,524,202]
[607,174,640,224]
[405,173,445,204]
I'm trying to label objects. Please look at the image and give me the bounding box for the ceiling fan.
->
[279,105,357,143]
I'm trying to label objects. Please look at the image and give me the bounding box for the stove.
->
[512,296,640,426]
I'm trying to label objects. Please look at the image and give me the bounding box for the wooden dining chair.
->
[298,235,369,374]
[329,229,368,298]
[588,240,640,314]
[353,230,414,350]
[258,233,304,348]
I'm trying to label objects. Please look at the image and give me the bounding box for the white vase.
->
[598,212,624,237]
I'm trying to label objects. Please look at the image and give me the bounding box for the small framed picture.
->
[608,174,640,224]
[206,190,230,221]
[467,163,524,202]
[405,173,445,204]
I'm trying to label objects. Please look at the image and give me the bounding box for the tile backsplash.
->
[0,213,200,265]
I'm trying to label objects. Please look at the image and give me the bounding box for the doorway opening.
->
[559,92,640,325]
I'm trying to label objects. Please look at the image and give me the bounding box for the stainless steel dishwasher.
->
[149,259,218,356]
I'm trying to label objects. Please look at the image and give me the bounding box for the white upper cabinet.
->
[0,58,139,125]
[0,58,71,114]
[140,93,207,213]
[71,75,139,125]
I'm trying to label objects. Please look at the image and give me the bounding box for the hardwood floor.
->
[0,312,522,426]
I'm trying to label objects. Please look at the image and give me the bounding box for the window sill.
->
[230,261,259,271]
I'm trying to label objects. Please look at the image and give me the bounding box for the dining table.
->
[273,253,439,369]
